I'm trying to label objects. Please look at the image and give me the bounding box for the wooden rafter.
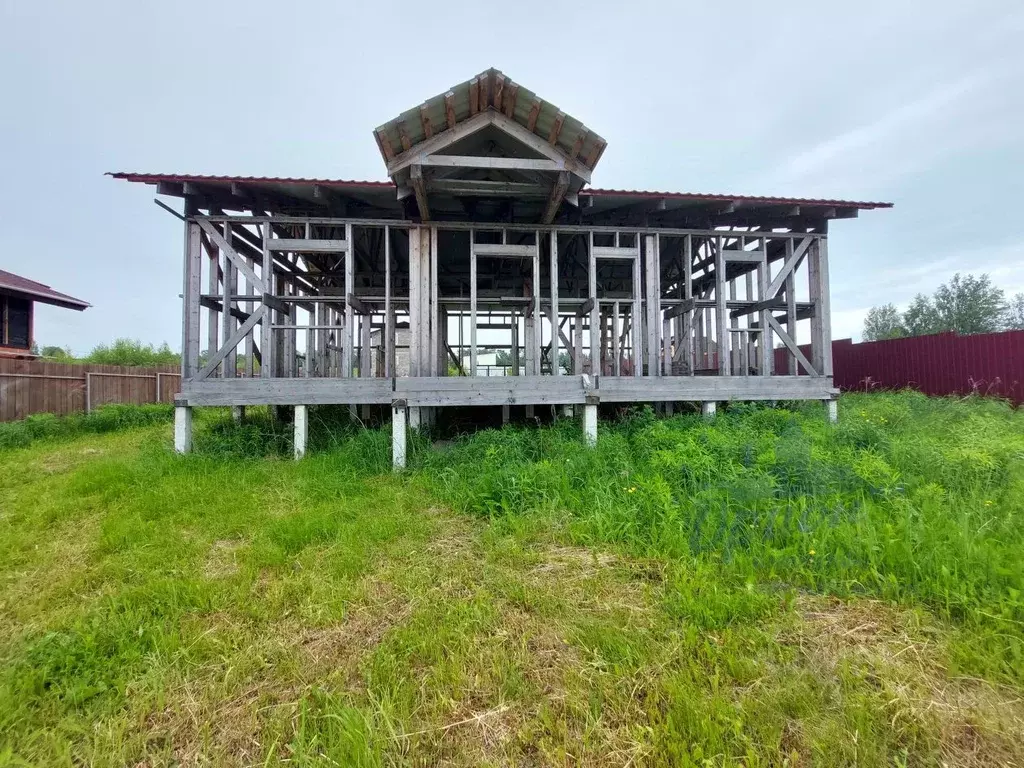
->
[419,104,434,139]
[375,129,394,161]
[542,171,570,224]
[526,98,541,132]
[396,120,412,152]
[504,81,519,118]
[548,111,565,146]
[492,73,505,109]
[410,165,430,222]
[468,78,480,116]
[585,140,606,169]
[444,91,456,129]
[570,129,588,162]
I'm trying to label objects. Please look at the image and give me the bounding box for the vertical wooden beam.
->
[344,223,355,378]
[361,312,372,378]
[588,232,598,375]
[715,236,729,375]
[631,241,642,378]
[469,229,477,376]
[813,237,833,377]
[785,239,798,375]
[612,300,620,376]
[532,232,541,375]
[431,226,440,377]
[644,235,660,376]
[758,240,772,376]
[244,256,255,377]
[207,229,220,377]
[549,231,559,376]
[221,223,237,379]
[182,221,202,379]
[684,235,694,376]
[384,226,393,378]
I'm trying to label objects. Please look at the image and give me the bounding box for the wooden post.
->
[182,221,202,380]
[683,235,694,376]
[645,234,660,376]
[631,241,642,377]
[384,226,394,378]
[549,231,560,377]
[588,232,599,377]
[293,404,308,459]
[612,300,621,376]
[809,237,833,378]
[392,404,407,469]
[207,227,220,377]
[715,236,729,376]
[174,405,192,453]
[222,223,237,379]
[260,222,273,379]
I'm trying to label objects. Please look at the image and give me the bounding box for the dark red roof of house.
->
[0,270,90,310]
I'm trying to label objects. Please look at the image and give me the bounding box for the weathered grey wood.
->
[206,227,220,377]
[182,377,394,406]
[631,246,642,377]
[542,171,570,225]
[612,301,621,376]
[757,244,772,375]
[469,229,477,375]
[396,376,588,406]
[221,223,238,379]
[766,236,813,296]
[431,225,440,377]
[549,230,560,376]
[197,218,264,292]
[715,236,729,376]
[182,222,202,379]
[767,315,818,377]
[260,223,273,379]
[644,234,660,376]
[384,225,394,378]
[531,234,541,374]
[418,155,564,172]
[344,222,355,378]
[410,165,430,222]
[723,249,766,263]
[244,256,255,377]
[810,237,833,376]
[266,238,348,253]
[684,235,694,375]
[195,307,267,381]
[472,243,536,258]
[597,375,835,403]
[587,232,598,374]
[592,246,639,260]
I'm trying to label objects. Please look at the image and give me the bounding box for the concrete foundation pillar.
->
[562,404,574,419]
[501,404,510,425]
[826,398,838,424]
[392,405,407,470]
[583,404,598,447]
[174,405,192,454]
[702,401,717,419]
[408,406,422,432]
[231,406,245,425]
[294,404,308,460]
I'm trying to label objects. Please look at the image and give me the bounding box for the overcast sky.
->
[2,0,1022,355]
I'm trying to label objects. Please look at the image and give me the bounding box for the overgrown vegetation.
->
[0,393,1022,765]
[0,403,173,450]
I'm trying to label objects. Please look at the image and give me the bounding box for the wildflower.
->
[808,549,816,556]
[985,500,994,507]
[628,486,637,493]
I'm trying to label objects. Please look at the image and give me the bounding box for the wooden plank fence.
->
[0,358,181,422]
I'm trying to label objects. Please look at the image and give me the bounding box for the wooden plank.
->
[597,375,834,403]
[182,377,394,406]
[344,222,355,378]
[504,81,518,118]
[472,243,536,258]
[526,98,541,132]
[468,78,479,116]
[548,110,565,145]
[588,232,598,374]
[197,218,264,292]
[221,223,238,379]
[195,307,267,381]
[542,171,570,225]
[766,236,813,296]
[260,223,273,378]
[444,91,456,130]
[549,231,559,376]
[592,246,638,260]
[809,237,833,376]
[384,225,393,378]
[410,165,430,222]
[644,234,660,376]
[715,237,729,375]
[265,238,348,253]
[419,103,434,139]
[182,221,202,379]
[768,315,818,377]
[470,231,477,375]
[416,155,564,171]
[723,249,766,263]
[396,376,587,406]
[631,246,642,377]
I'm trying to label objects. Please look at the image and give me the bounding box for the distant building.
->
[0,270,89,358]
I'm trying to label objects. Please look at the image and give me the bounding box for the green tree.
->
[39,345,73,359]
[494,349,514,367]
[84,339,180,367]
[932,273,1006,334]
[902,294,944,336]
[862,304,905,341]
[1003,292,1024,330]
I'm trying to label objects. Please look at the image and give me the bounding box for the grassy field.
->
[0,393,1022,766]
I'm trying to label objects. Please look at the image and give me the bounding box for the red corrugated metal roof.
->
[0,270,90,310]
[583,187,893,209]
[107,172,893,209]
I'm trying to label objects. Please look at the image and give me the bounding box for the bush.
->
[0,404,174,451]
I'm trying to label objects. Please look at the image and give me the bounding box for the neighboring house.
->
[0,270,90,358]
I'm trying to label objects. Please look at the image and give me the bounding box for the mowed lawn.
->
[1,394,1023,767]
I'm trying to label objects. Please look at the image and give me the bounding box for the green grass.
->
[0,393,1022,766]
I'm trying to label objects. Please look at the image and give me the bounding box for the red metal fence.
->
[774,331,1024,405]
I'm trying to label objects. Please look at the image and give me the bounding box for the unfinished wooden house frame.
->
[112,68,891,464]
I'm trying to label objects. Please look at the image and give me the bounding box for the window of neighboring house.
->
[2,295,32,349]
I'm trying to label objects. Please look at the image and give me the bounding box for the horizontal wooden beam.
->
[266,238,348,253]
[417,155,564,172]
[473,243,536,258]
